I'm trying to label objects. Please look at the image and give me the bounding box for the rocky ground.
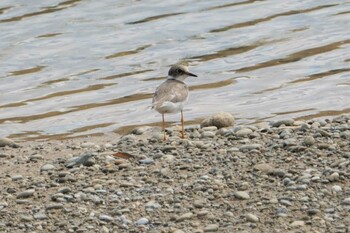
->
[1,114,350,233]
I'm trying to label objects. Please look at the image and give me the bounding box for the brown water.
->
[0,0,349,140]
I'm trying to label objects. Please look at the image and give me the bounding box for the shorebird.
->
[152,64,197,141]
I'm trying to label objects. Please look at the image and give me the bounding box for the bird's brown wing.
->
[152,80,188,108]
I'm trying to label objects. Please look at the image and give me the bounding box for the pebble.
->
[11,175,23,181]
[145,200,161,209]
[66,152,97,168]
[272,119,294,127]
[328,172,339,182]
[236,128,253,137]
[40,164,56,172]
[33,212,47,220]
[246,213,259,222]
[139,158,154,164]
[239,144,262,152]
[304,136,315,146]
[290,220,305,228]
[254,163,273,173]
[46,203,63,211]
[203,224,219,232]
[176,212,194,222]
[201,131,215,138]
[201,112,235,128]
[17,189,35,199]
[0,138,18,148]
[332,185,342,193]
[136,217,149,225]
[99,214,114,222]
[234,191,250,200]
[58,187,72,194]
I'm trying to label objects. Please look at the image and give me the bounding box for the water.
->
[0,0,349,140]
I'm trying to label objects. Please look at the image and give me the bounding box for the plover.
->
[152,64,197,141]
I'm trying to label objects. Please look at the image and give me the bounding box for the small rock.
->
[328,172,339,182]
[203,224,219,232]
[46,203,64,211]
[99,214,114,222]
[332,185,342,193]
[40,164,56,172]
[20,214,33,222]
[304,136,315,146]
[66,152,97,168]
[246,213,259,222]
[176,212,194,222]
[0,138,19,148]
[201,131,215,138]
[136,217,149,225]
[34,212,47,220]
[17,189,35,199]
[341,198,350,205]
[201,112,235,129]
[254,163,273,173]
[11,175,23,181]
[272,119,294,127]
[236,128,253,137]
[139,158,154,164]
[239,144,262,152]
[132,126,154,135]
[145,200,161,209]
[58,187,72,194]
[234,191,250,200]
[290,220,305,228]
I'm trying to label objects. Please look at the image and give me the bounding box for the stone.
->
[176,212,194,222]
[17,189,35,199]
[304,136,315,146]
[99,214,114,222]
[132,126,154,135]
[239,144,262,152]
[136,217,149,225]
[201,112,234,129]
[40,164,56,172]
[272,119,294,127]
[201,131,215,138]
[246,213,259,222]
[66,152,97,168]
[290,220,305,228]
[203,224,219,232]
[254,163,273,173]
[139,158,154,164]
[234,191,250,200]
[0,138,19,148]
[236,128,253,137]
[11,175,23,181]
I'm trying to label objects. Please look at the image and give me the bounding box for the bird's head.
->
[167,64,197,81]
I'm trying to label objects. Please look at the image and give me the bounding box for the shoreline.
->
[1,114,350,232]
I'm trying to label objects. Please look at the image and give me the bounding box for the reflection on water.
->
[0,0,349,140]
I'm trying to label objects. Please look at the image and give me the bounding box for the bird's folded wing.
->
[152,82,188,107]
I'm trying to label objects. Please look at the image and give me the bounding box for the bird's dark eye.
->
[176,69,184,74]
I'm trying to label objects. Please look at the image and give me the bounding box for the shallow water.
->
[0,0,349,140]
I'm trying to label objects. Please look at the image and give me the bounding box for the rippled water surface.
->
[1,0,349,140]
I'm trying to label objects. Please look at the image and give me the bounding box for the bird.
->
[152,64,197,141]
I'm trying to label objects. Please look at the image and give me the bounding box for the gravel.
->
[1,115,350,232]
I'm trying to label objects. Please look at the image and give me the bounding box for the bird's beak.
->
[187,72,197,77]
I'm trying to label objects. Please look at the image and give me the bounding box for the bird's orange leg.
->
[162,113,166,141]
[181,110,185,139]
